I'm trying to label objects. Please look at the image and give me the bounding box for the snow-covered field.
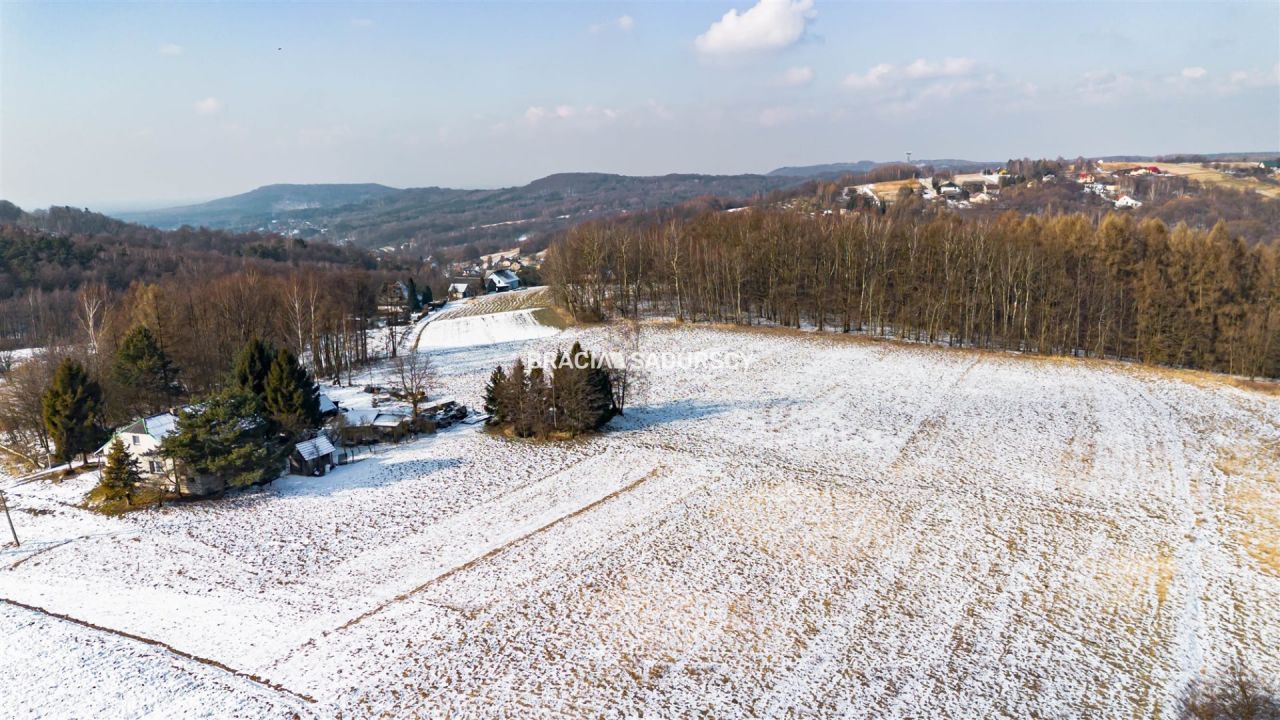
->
[2,306,1278,718]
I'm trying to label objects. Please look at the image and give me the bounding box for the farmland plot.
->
[1,311,1277,718]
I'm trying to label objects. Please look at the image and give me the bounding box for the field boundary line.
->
[0,596,318,707]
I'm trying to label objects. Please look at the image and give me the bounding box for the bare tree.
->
[0,353,57,466]
[394,350,435,425]
[76,283,109,357]
[605,317,648,415]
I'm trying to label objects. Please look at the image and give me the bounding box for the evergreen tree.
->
[99,436,142,506]
[407,278,422,312]
[508,359,532,437]
[421,284,433,305]
[263,348,321,436]
[112,325,179,413]
[552,348,591,433]
[41,358,104,465]
[231,337,276,402]
[483,366,509,426]
[161,389,282,489]
[526,365,551,436]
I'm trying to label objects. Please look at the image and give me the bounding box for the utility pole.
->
[1,491,18,547]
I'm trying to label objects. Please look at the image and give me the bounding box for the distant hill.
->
[768,162,879,178]
[117,183,401,229]
[111,173,806,253]
[768,159,997,179]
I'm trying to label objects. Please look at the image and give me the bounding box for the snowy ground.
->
[2,304,1278,718]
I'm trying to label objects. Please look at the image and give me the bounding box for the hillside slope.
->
[114,173,806,251]
[2,319,1277,718]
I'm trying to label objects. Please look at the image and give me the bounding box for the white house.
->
[95,411,179,477]
[485,269,521,293]
[1115,195,1143,209]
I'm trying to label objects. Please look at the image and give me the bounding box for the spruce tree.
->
[407,278,422,312]
[112,325,179,413]
[508,359,531,437]
[231,337,276,402]
[552,348,590,434]
[161,390,281,489]
[99,436,142,506]
[483,366,509,426]
[263,349,321,436]
[41,358,104,465]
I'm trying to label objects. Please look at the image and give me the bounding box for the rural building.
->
[485,269,521,293]
[448,282,474,301]
[1115,195,1143,209]
[290,436,337,476]
[94,411,179,478]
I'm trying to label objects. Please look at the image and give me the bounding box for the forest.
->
[544,209,1280,379]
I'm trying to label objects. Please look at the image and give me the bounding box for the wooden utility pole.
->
[1,491,18,547]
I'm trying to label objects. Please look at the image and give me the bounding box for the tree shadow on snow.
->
[267,456,466,498]
[611,397,776,432]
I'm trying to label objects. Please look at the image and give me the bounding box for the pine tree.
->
[421,284,433,305]
[41,358,104,465]
[263,349,321,436]
[161,390,282,489]
[99,436,142,506]
[526,366,550,437]
[508,359,532,437]
[407,278,422,312]
[231,337,276,402]
[483,366,509,426]
[552,347,590,433]
[112,325,179,413]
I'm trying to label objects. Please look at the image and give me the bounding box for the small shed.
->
[291,436,337,476]
[373,412,411,441]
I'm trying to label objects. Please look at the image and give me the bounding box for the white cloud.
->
[1181,66,1208,80]
[193,97,224,115]
[903,57,976,79]
[695,0,815,57]
[522,104,620,127]
[351,18,375,28]
[1226,65,1280,88]
[781,65,814,86]
[158,43,183,56]
[591,15,635,33]
[843,63,895,89]
[845,58,977,90]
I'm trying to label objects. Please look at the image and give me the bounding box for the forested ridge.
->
[0,202,422,351]
[546,209,1280,378]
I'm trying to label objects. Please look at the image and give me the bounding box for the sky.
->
[2,0,1278,210]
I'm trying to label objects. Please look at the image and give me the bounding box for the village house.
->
[1115,195,1143,209]
[448,282,474,301]
[485,268,521,293]
[94,411,179,479]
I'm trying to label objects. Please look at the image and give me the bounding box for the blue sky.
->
[2,0,1278,209]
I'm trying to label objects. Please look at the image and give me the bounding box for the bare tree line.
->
[545,210,1280,378]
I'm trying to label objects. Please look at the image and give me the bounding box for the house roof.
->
[486,269,520,287]
[449,282,470,293]
[372,412,410,428]
[294,436,336,461]
[319,394,337,414]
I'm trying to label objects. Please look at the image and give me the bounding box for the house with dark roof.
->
[485,269,521,293]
